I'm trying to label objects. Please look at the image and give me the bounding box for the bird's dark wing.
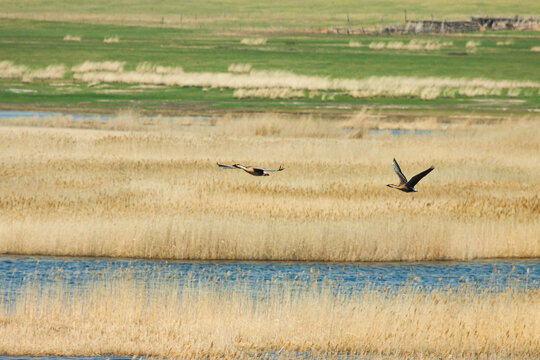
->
[259,165,284,172]
[392,159,408,185]
[250,168,266,176]
[406,166,434,188]
[217,163,237,169]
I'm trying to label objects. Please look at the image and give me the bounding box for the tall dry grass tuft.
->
[1,277,538,358]
[496,40,514,46]
[466,40,481,48]
[348,41,362,48]
[62,34,81,42]
[228,63,252,74]
[136,62,184,74]
[104,36,119,43]
[531,46,540,52]
[0,116,538,262]
[0,60,27,79]
[241,38,267,45]
[22,65,65,82]
[72,61,126,73]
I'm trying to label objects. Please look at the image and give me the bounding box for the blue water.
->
[1,255,537,304]
[0,110,211,123]
[0,110,110,121]
[368,128,445,136]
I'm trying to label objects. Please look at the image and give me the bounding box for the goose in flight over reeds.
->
[387,158,434,193]
[217,163,284,176]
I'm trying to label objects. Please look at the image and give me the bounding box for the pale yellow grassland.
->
[0,113,538,261]
[62,34,81,41]
[104,36,119,43]
[1,278,538,358]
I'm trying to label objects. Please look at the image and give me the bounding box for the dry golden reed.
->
[1,277,538,358]
[0,114,538,262]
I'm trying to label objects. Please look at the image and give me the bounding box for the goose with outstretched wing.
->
[387,158,434,192]
[217,163,284,176]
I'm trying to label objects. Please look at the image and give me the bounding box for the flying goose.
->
[217,163,284,176]
[387,158,434,192]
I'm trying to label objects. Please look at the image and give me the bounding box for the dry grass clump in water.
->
[72,61,126,73]
[1,278,538,358]
[104,36,119,43]
[62,34,81,41]
[241,37,267,45]
[0,115,538,262]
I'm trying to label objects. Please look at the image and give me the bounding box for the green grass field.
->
[1,18,539,115]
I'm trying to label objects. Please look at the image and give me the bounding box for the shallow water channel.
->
[1,255,538,302]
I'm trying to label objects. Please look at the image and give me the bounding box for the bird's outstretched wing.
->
[406,166,434,188]
[217,163,237,170]
[258,165,284,172]
[392,159,407,185]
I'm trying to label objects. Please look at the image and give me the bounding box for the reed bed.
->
[3,59,540,100]
[1,276,538,358]
[0,113,538,262]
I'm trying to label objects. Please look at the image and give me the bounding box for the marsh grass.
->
[1,276,538,358]
[0,114,538,262]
